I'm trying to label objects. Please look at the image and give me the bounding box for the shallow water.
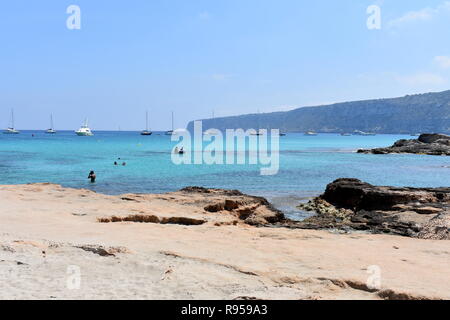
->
[1,131,449,220]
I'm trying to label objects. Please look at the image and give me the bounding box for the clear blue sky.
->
[1,0,450,130]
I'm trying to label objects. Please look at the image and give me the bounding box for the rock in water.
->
[358,133,450,156]
[418,133,450,144]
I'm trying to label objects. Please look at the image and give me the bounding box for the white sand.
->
[0,183,449,300]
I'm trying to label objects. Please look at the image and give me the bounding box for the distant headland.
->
[188,90,450,134]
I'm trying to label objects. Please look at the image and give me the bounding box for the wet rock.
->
[418,133,450,144]
[358,133,450,156]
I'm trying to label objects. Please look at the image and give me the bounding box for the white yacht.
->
[3,109,19,134]
[304,131,318,136]
[75,119,94,136]
[45,114,56,134]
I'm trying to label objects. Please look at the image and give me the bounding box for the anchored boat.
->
[46,114,56,134]
[141,111,152,136]
[75,119,93,136]
[3,109,19,134]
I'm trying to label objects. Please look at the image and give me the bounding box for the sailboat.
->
[141,111,153,136]
[250,110,263,136]
[3,109,20,134]
[165,111,174,135]
[204,110,221,135]
[75,119,94,136]
[45,114,56,134]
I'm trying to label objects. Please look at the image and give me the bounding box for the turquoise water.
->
[1,131,449,219]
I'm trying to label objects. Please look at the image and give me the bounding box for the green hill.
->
[187,90,450,134]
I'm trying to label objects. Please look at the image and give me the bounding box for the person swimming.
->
[114,161,118,165]
[88,171,96,183]
[122,162,126,166]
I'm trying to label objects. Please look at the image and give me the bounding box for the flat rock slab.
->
[294,178,450,240]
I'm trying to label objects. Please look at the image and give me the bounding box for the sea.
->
[1,131,449,220]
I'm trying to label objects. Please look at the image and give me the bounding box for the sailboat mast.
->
[171,111,174,131]
[50,114,54,130]
[257,109,260,132]
[11,109,14,129]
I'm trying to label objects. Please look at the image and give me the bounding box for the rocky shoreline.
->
[294,178,450,240]
[358,133,450,155]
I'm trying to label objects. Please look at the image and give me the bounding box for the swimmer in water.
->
[88,171,96,183]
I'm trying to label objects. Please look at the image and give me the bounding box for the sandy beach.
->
[0,183,449,300]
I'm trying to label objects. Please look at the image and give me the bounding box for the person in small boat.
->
[179,147,184,154]
[88,171,96,183]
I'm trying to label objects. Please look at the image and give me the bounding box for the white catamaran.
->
[75,119,94,136]
[46,114,56,134]
[140,110,153,136]
[3,109,20,134]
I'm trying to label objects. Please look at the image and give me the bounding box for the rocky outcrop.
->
[358,133,450,155]
[295,178,450,239]
[189,187,286,226]
[110,186,285,227]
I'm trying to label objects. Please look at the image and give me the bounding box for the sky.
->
[1,0,450,130]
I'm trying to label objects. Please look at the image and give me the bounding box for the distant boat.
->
[353,130,376,136]
[249,110,264,135]
[45,114,56,134]
[410,133,421,137]
[250,129,265,136]
[140,111,152,136]
[280,132,286,136]
[340,133,351,136]
[204,128,221,135]
[165,111,174,135]
[3,109,19,134]
[304,131,318,136]
[204,110,219,135]
[75,119,93,136]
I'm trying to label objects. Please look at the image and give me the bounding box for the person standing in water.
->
[88,171,96,183]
